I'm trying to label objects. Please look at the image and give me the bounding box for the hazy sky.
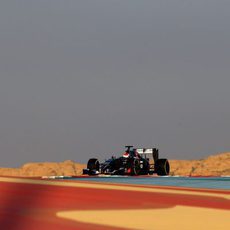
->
[0,1,230,167]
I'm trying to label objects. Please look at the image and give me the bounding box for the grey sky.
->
[0,1,230,167]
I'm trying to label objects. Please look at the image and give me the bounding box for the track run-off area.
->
[0,176,229,230]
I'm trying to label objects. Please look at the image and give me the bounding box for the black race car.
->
[83,146,170,176]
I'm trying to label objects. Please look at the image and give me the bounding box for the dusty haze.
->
[0,1,230,167]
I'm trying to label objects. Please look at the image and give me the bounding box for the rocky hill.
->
[169,152,230,176]
[0,160,86,177]
[0,152,229,177]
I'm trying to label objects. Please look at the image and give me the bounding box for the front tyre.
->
[87,158,100,174]
[140,161,150,175]
[130,159,141,176]
[155,159,170,176]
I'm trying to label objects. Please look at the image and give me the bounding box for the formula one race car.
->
[83,146,170,176]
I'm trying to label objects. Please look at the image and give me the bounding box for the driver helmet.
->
[123,152,130,158]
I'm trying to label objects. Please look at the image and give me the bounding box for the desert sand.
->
[0,152,229,177]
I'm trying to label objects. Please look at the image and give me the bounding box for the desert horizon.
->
[1,151,229,177]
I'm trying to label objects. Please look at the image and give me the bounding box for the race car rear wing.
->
[135,148,159,163]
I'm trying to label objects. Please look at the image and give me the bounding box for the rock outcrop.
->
[170,152,230,176]
[0,160,86,177]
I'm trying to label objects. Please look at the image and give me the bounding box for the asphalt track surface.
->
[0,177,229,230]
[71,176,230,189]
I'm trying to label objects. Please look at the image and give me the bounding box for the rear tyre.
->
[87,158,99,173]
[155,159,170,176]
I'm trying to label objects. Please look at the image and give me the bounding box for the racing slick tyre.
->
[130,158,141,176]
[139,161,150,175]
[155,159,170,176]
[87,158,100,174]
